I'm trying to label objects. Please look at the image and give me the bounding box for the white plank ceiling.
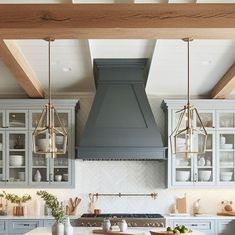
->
[0,0,235,98]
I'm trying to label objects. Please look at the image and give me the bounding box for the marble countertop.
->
[0,215,79,220]
[24,227,206,235]
[164,214,235,220]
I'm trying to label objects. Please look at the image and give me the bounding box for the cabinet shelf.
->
[220,166,234,168]
[9,149,25,151]
[9,166,25,168]
[219,149,234,152]
[32,166,47,168]
[197,166,213,169]
[176,166,191,169]
[54,166,69,169]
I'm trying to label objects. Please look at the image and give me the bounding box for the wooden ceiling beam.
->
[0,4,234,39]
[211,63,235,99]
[0,40,44,98]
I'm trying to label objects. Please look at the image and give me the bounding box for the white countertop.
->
[0,215,79,220]
[24,227,206,235]
[164,214,235,220]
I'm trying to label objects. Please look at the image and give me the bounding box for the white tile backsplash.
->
[2,96,235,216]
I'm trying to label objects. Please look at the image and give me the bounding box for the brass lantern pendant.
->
[32,38,67,158]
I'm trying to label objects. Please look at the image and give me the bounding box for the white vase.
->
[64,217,73,235]
[52,222,64,235]
[34,170,41,182]
[34,198,40,216]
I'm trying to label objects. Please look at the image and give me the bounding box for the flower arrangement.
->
[37,190,65,223]
[2,191,31,216]
[3,191,31,206]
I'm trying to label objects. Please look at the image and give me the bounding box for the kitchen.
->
[1,1,234,234]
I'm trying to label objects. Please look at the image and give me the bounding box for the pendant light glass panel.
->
[170,105,207,157]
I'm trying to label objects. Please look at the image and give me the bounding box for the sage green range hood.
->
[76,59,166,160]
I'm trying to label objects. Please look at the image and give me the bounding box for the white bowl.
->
[198,170,211,181]
[9,155,24,166]
[176,171,190,181]
[54,175,62,182]
[220,172,233,181]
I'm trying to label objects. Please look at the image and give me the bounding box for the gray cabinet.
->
[8,220,43,235]
[0,99,76,188]
[0,220,8,234]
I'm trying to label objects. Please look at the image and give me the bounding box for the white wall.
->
[2,96,235,216]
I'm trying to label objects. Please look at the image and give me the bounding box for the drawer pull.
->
[23,224,30,226]
[190,224,198,227]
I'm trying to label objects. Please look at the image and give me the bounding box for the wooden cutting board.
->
[176,196,187,213]
[92,229,144,235]
[217,211,235,216]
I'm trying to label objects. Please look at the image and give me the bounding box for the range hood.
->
[76,59,166,160]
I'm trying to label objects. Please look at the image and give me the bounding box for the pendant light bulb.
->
[170,38,207,158]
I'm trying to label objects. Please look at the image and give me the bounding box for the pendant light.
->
[170,38,207,158]
[32,38,67,158]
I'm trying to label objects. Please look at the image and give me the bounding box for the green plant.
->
[3,191,31,206]
[37,191,65,223]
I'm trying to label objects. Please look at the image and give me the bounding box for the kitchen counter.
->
[165,214,235,220]
[24,227,206,235]
[0,215,79,219]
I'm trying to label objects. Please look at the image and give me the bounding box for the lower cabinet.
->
[217,219,235,235]
[168,219,216,235]
[0,220,8,234]
[8,220,43,235]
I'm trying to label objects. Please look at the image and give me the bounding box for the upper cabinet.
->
[0,99,77,188]
[162,99,235,188]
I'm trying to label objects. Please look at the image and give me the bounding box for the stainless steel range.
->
[76,214,165,228]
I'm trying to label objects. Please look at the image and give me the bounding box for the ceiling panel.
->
[89,39,156,59]
[0,60,26,96]
[16,39,95,94]
[146,40,235,97]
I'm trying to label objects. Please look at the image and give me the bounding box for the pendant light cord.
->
[187,39,190,106]
[48,40,51,106]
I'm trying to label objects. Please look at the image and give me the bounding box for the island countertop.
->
[24,227,206,235]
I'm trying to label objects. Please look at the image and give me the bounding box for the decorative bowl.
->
[176,171,190,182]
[198,170,211,181]
[9,155,24,166]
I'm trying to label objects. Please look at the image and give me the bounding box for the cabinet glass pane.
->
[8,112,26,128]
[219,113,234,128]
[0,134,3,182]
[55,112,69,128]
[219,133,234,182]
[0,113,3,127]
[8,133,26,183]
[32,113,47,129]
[53,154,69,182]
[175,153,192,182]
[196,113,213,128]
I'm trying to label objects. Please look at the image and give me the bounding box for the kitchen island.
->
[24,227,206,235]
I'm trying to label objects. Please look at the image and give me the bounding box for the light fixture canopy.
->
[32,38,67,158]
[170,38,207,158]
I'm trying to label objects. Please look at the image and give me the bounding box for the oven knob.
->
[160,222,164,227]
[128,223,132,227]
[155,223,160,227]
[145,223,150,227]
[80,223,84,226]
[87,223,91,227]
[133,223,137,227]
[113,222,118,226]
[92,223,97,227]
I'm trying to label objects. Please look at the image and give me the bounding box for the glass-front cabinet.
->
[29,109,72,187]
[163,99,235,188]
[0,99,76,188]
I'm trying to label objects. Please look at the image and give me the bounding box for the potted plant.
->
[37,190,65,235]
[3,191,31,216]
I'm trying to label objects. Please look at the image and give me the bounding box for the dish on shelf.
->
[220,172,233,181]
[176,171,190,182]
[63,174,68,181]
[54,175,62,182]
[198,170,211,181]
[9,121,25,127]
[220,144,233,149]
[9,155,24,166]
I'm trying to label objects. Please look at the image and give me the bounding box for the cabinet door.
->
[8,220,43,234]
[217,219,235,235]
[217,131,235,185]
[194,132,215,185]
[0,131,6,186]
[0,111,5,130]
[29,131,50,186]
[0,220,8,234]
[217,111,235,129]
[6,110,28,129]
[6,131,28,186]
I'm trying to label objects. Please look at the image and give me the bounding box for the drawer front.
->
[217,219,235,235]
[8,220,43,233]
[173,219,215,233]
[43,219,55,227]
[0,220,8,234]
